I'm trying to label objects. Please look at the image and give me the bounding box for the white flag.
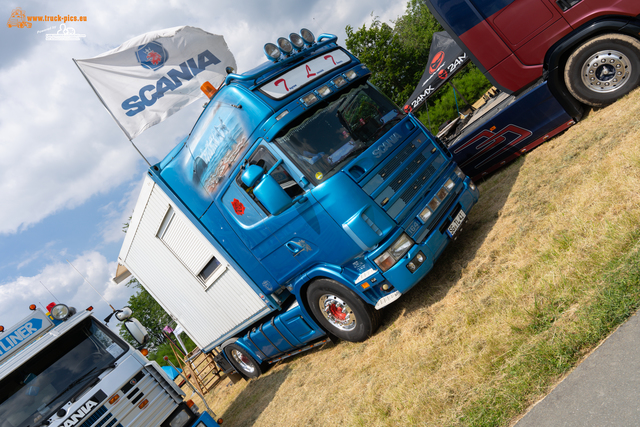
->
[75,26,236,140]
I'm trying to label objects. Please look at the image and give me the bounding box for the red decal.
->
[429,51,445,74]
[403,104,413,113]
[305,64,317,78]
[231,198,245,215]
[438,69,448,80]
[147,51,163,66]
[323,54,336,65]
[275,78,289,92]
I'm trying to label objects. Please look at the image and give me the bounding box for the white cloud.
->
[0,251,136,332]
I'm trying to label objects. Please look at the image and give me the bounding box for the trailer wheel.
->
[223,343,262,379]
[564,34,640,107]
[307,279,380,342]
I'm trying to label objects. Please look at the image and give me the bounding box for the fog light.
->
[407,251,426,273]
[407,262,416,272]
[470,181,477,191]
[416,253,425,263]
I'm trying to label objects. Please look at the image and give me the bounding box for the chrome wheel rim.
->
[318,294,357,331]
[231,349,255,374]
[580,49,631,94]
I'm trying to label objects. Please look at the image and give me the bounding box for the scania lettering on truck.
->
[419,0,640,180]
[113,29,479,379]
[0,304,221,427]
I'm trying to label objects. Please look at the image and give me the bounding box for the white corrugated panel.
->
[120,177,268,349]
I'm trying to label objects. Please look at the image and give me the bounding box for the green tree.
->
[118,278,173,350]
[344,0,493,132]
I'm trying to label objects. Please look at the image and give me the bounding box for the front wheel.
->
[564,34,640,107]
[306,279,380,342]
[223,343,262,379]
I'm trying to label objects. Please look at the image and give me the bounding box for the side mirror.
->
[124,318,149,346]
[242,160,293,215]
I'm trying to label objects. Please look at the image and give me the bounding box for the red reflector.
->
[29,304,37,311]
[0,326,4,333]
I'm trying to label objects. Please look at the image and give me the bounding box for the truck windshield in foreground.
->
[0,317,126,427]
[275,82,404,184]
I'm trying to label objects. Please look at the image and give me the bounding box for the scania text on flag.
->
[74,26,237,140]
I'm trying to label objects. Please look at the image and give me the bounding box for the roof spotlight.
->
[277,37,293,55]
[264,43,281,61]
[289,33,304,50]
[300,28,315,45]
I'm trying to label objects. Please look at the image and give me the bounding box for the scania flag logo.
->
[429,51,445,74]
[136,41,169,71]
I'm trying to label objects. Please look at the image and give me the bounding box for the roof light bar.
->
[264,43,281,61]
[277,37,293,55]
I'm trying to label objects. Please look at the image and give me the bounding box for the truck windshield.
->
[0,317,127,427]
[275,82,404,185]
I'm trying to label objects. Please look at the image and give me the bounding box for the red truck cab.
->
[425,0,640,108]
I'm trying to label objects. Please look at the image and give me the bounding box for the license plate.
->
[446,210,466,238]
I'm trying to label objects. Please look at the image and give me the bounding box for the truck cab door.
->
[217,143,335,283]
[470,0,571,66]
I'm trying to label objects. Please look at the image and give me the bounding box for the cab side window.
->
[236,146,304,213]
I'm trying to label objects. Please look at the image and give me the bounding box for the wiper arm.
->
[34,363,116,426]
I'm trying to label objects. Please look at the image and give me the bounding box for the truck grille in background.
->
[362,133,446,222]
[79,367,182,427]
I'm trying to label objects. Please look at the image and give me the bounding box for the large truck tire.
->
[307,278,380,342]
[564,33,640,107]
[223,343,262,379]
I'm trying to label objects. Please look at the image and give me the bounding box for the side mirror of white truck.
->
[124,318,149,346]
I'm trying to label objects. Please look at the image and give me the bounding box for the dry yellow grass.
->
[201,87,640,426]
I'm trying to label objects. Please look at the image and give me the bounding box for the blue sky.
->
[0,0,406,333]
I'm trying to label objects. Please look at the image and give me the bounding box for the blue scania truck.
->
[114,30,479,379]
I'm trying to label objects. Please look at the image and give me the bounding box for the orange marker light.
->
[0,326,4,333]
[138,399,149,409]
[201,81,217,99]
[29,304,37,311]
[109,394,120,405]
[186,400,195,408]
[361,282,370,289]
[86,306,93,311]
[140,349,149,357]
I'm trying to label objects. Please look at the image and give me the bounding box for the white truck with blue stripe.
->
[0,305,221,427]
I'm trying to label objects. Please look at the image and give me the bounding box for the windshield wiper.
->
[33,363,116,426]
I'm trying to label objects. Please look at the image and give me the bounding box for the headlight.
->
[264,43,281,61]
[168,410,191,427]
[277,37,293,55]
[444,178,455,192]
[300,28,315,45]
[51,304,70,320]
[289,32,304,49]
[454,166,465,179]
[374,234,414,272]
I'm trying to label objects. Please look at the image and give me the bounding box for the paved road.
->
[516,311,640,426]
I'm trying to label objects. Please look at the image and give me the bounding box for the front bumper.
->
[371,177,478,298]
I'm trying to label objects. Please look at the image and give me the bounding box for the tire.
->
[223,343,262,379]
[564,34,640,107]
[306,279,380,342]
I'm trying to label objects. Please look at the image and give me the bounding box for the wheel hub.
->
[581,49,631,93]
[231,349,255,373]
[319,294,357,331]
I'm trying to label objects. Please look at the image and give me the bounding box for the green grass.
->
[203,88,640,427]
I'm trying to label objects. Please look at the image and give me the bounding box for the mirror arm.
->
[265,159,283,176]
